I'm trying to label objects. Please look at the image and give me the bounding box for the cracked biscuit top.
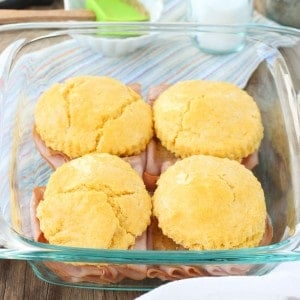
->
[153,155,267,250]
[153,80,263,160]
[34,76,153,159]
[36,153,152,249]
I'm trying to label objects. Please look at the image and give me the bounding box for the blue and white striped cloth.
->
[0,0,299,224]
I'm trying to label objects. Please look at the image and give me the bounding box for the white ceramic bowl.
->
[64,0,164,56]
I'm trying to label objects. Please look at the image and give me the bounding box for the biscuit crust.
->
[37,153,152,249]
[153,155,267,250]
[153,80,263,160]
[35,76,153,158]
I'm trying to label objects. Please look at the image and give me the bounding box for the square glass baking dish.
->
[0,22,300,291]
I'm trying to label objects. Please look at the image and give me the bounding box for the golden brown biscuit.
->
[37,153,152,249]
[153,155,267,250]
[153,80,263,160]
[34,76,153,159]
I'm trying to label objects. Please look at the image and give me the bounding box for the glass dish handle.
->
[0,212,39,251]
[0,39,27,140]
[0,212,60,261]
[0,39,26,83]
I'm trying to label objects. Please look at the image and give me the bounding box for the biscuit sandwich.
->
[31,153,152,283]
[153,155,270,251]
[34,76,153,169]
[153,80,263,168]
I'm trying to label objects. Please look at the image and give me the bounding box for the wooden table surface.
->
[0,260,144,299]
[0,1,299,299]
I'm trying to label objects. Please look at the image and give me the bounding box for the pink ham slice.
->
[43,261,126,284]
[122,150,147,178]
[32,128,70,169]
[203,216,273,276]
[141,139,258,192]
[43,233,148,284]
[147,265,210,281]
[31,186,148,284]
[31,187,47,243]
[143,138,178,192]
[146,83,170,106]
[141,84,178,191]
[242,150,259,170]
[33,127,148,179]
[146,216,273,280]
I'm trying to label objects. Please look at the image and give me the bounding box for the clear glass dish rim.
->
[0,22,300,265]
[1,232,300,264]
[0,21,299,37]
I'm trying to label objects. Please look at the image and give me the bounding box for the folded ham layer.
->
[43,234,148,284]
[142,139,258,192]
[146,216,273,280]
[31,187,273,283]
[33,127,258,190]
[31,186,148,284]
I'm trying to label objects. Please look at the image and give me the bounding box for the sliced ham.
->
[146,217,212,280]
[42,233,148,284]
[32,128,70,170]
[117,231,148,281]
[33,126,147,178]
[147,265,210,281]
[127,82,142,95]
[143,138,178,192]
[139,84,178,191]
[122,150,147,178]
[43,261,126,284]
[30,187,47,243]
[43,233,148,285]
[203,264,252,276]
[146,217,273,281]
[204,216,273,276]
[141,138,258,193]
[242,150,259,170]
[30,186,148,284]
[146,83,170,106]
